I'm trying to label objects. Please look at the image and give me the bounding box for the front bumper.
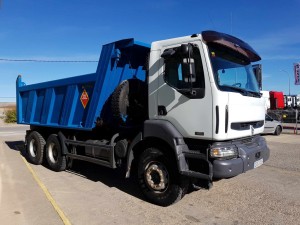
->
[212,135,270,179]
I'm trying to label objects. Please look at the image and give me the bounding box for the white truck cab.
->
[149,31,265,141]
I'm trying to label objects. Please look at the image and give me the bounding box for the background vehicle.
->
[16,31,269,206]
[270,91,285,110]
[263,114,283,135]
[254,64,300,123]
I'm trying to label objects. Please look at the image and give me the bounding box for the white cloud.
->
[249,27,300,59]
[254,27,300,46]
[262,54,300,61]
[262,73,272,79]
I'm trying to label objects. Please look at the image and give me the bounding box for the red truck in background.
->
[269,91,284,110]
[253,64,299,123]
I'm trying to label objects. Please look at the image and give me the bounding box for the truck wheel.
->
[45,134,66,172]
[274,126,282,136]
[26,131,45,165]
[138,147,188,206]
[111,79,147,126]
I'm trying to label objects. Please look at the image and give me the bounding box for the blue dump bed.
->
[16,39,150,130]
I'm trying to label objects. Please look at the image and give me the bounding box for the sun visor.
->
[202,30,261,62]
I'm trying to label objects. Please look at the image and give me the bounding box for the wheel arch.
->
[125,120,189,178]
[57,131,68,155]
[133,136,176,162]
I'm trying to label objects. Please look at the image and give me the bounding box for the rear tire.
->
[137,147,188,206]
[45,134,66,172]
[26,131,45,165]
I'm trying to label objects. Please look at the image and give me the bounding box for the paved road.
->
[0,126,300,225]
[0,125,28,137]
[0,125,64,225]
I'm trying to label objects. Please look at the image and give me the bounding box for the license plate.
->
[254,158,263,168]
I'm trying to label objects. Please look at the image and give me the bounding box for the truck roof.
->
[151,30,261,62]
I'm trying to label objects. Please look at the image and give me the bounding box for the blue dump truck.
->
[17,31,270,206]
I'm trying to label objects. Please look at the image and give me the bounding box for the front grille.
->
[241,137,254,144]
[231,120,264,131]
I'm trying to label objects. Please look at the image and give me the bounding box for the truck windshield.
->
[208,44,260,97]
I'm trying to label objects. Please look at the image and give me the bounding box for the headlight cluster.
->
[210,146,238,159]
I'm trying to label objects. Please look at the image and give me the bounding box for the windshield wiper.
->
[247,90,262,97]
[222,85,247,95]
[222,85,261,97]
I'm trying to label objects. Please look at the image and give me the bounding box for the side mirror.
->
[181,44,193,57]
[182,58,196,83]
[161,48,176,59]
[181,44,196,83]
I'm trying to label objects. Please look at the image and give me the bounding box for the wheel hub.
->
[145,162,169,191]
[29,139,37,157]
[48,143,58,163]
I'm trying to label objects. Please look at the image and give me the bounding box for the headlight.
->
[210,146,238,159]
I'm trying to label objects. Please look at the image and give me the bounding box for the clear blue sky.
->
[1,0,300,102]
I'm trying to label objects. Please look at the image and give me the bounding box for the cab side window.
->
[163,45,205,98]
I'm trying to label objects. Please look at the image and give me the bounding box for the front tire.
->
[138,147,188,206]
[45,134,66,172]
[26,131,45,165]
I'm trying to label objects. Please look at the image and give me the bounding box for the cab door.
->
[156,41,213,139]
